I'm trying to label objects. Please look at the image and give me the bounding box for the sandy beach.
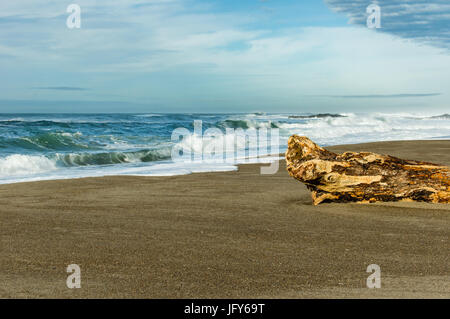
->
[0,140,449,298]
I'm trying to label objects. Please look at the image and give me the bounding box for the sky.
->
[0,0,449,113]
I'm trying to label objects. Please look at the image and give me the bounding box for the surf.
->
[0,112,448,184]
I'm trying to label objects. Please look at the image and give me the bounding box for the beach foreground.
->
[0,140,449,298]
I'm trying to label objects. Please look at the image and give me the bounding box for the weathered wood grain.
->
[285,135,450,205]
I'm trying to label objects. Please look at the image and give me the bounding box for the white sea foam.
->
[0,112,448,185]
[61,131,83,138]
[0,152,282,185]
[0,154,58,177]
[276,113,450,146]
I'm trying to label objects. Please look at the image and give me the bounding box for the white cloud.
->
[0,0,448,111]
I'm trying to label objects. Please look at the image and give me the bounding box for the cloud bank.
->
[325,0,450,49]
[323,93,442,98]
[34,87,89,91]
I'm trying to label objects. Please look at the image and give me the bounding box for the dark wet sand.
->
[0,140,449,298]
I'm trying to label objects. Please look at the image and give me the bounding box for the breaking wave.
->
[0,112,449,183]
[0,149,171,177]
[0,154,58,176]
[217,119,280,129]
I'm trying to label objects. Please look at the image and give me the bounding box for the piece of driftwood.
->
[285,135,450,205]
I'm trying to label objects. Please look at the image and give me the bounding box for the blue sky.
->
[0,0,449,113]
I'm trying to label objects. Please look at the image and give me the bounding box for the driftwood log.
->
[285,135,450,205]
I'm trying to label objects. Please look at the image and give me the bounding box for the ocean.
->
[1,112,449,184]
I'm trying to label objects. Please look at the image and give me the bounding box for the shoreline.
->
[1,139,449,298]
[1,139,449,187]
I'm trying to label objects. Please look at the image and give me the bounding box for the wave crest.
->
[217,119,279,129]
[0,154,57,176]
[0,149,172,178]
[55,149,171,167]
